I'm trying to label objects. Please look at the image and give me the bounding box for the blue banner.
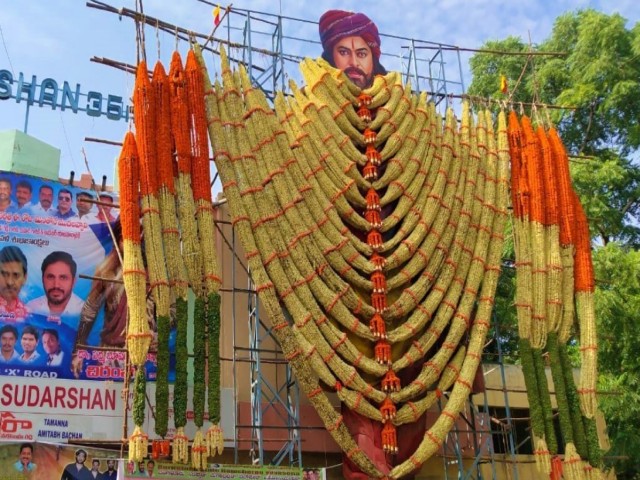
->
[0,171,171,381]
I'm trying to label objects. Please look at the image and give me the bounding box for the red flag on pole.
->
[213,5,221,27]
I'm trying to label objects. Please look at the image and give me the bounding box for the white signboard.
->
[0,377,235,444]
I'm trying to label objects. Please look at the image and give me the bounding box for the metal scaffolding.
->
[203,4,467,104]
[439,317,521,480]
[206,6,471,472]
[202,5,517,477]
[89,1,521,476]
[246,270,302,468]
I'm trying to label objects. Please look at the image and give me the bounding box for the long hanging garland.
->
[117,38,602,479]
[195,46,508,479]
[118,130,151,462]
[539,120,585,478]
[549,126,603,478]
[167,50,194,464]
[151,60,190,444]
[508,111,602,479]
[186,48,224,464]
[134,60,172,444]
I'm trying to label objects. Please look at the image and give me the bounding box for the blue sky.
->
[0,1,638,191]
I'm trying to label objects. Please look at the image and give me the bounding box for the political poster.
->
[0,171,171,382]
[0,441,121,480]
[1,442,304,479]
[120,462,303,479]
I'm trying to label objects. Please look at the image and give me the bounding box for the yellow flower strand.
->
[200,46,382,477]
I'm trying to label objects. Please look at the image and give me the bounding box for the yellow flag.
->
[213,5,221,26]
[500,75,508,94]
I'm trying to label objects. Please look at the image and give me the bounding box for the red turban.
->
[318,10,381,61]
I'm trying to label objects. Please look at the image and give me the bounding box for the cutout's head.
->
[319,10,386,88]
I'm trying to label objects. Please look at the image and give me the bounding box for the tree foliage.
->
[593,244,640,478]
[469,9,640,246]
[467,9,640,478]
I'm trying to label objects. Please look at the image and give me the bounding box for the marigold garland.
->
[169,51,203,293]
[572,192,598,418]
[132,60,173,447]
[189,43,601,479]
[134,61,171,319]
[151,59,190,441]
[118,132,151,366]
[118,130,153,461]
[186,47,226,463]
[508,112,603,474]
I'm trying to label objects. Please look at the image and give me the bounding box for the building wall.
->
[0,129,60,180]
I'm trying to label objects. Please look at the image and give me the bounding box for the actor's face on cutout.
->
[332,35,374,88]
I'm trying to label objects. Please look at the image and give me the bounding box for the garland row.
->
[198,46,508,479]
[509,111,601,478]
[120,49,224,466]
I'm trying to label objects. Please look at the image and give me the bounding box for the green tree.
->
[468,9,640,246]
[593,244,640,478]
[467,9,640,478]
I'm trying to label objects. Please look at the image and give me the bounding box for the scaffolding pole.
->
[440,312,521,480]
[87,2,520,475]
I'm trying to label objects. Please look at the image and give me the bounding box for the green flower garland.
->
[558,343,589,459]
[584,413,602,468]
[155,314,170,437]
[133,366,147,427]
[519,338,545,441]
[173,297,188,428]
[193,297,206,427]
[546,333,573,445]
[532,345,557,454]
[208,292,222,424]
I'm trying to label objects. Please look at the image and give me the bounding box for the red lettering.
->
[105,389,116,411]
[67,387,77,409]
[79,388,91,409]
[0,383,116,412]
[27,386,39,407]
[40,386,52,408]
[14,385,25,406]
[1,384,12,406]
[85,365,125,379]
[91,390,103,410]
[54,387,66,408]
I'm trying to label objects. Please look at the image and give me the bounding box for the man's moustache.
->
[344,67,366,77]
